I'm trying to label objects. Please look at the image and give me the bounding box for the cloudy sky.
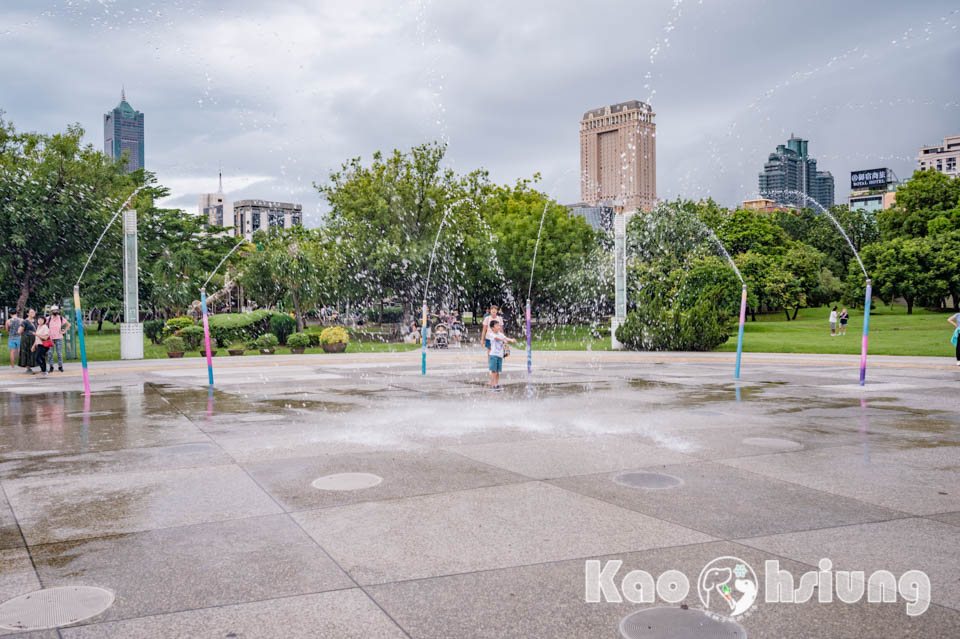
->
[2,0,958,225]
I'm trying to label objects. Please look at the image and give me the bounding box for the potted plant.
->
[287,332,310,354]
[164,336,186,359]
[227,342,246,356]
[255,333,279,355]
[319,326,350,353]
[199,336,218,358]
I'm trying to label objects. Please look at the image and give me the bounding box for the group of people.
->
[404,309,465,348]
[828,306,849,336]
[4,306,70,377]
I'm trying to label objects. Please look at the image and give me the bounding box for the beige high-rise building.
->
[580,100,656,212]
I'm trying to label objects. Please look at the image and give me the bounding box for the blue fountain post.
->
[526,299,532,374]
[201,288,214,387]
[859,279,871,386]
[73,286,90,395]
[421,302,428,375]
[735,284,747,379]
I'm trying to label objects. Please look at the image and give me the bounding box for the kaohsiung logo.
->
[698,556,759,617]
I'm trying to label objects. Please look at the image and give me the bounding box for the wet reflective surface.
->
[0,351,958,637]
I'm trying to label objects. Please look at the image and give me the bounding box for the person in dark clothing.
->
[32,316,53,377]
[17,309,37,373]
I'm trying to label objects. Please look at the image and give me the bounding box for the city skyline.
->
[1,0,958,225]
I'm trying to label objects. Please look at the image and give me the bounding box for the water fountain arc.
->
[199,236,250,387]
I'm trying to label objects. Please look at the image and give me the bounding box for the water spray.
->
[72,185,144,395]
[199,237,249,388]
[421,209,452,375]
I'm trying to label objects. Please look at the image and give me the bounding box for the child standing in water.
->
[487,319,515,391]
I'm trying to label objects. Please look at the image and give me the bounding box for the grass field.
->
[3,305,956,362]
[716,303,958,358]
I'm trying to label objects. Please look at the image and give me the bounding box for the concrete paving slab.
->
[58,589,406,638]
[293,481,714,584]
[928,511,960,527]
[4,466,282,545]
[552,461,908,538]
[741,517,960,610]
[720,444,960,515]
[366,540,960,639]
[245,449,527,512]
[446,436,697,479]
[31,515,354,622]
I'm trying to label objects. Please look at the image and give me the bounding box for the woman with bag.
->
[32,316,53,378]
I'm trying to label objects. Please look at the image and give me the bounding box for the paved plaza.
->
[0,350,958,637]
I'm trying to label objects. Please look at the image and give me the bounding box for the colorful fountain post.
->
[73,285,90,395]
[201,288,214,386]
[421,302,428,375]
[860,279,872,386]
[734,284,747,379]
[525,298,532,374]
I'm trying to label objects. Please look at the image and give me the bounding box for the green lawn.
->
[716,303,958,357]
[4,306,955,362]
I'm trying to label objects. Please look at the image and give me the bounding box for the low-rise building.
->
[741,198,794,213]
[199,173,232,228]
[917,134,959,178]
[232,199,303,240]
[847,168,900,212]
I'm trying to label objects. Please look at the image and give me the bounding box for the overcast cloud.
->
[1,0,958,225]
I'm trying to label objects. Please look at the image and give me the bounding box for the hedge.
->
[206,310,274,346]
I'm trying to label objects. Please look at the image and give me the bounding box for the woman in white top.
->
[829,306,838,336]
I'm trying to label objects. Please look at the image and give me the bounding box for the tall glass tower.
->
[104,88,144,173]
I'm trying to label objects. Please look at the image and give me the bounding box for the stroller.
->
[433,323,450,349]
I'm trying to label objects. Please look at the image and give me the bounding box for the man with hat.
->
[46,305,70,373]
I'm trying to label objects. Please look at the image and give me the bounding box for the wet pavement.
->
[0,350,958,637]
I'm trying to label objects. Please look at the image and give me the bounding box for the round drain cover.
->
[312,472,383,491]
[0,586,114,630]
[620,607,746,639]
[614,472,682,489]
[741,437,801,450]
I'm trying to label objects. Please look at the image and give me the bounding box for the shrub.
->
[255,333,279,350]
[269,313,297,344]
[287,333,311,348]
[207,309,273,345]
[228,342,246,351]
[306,331,321,346]
[144,319,165,344]
[176,325,206,351]
[319,326,350,345]
[162,316,194,339]
[616,300,730,352]
[163,336,185,352]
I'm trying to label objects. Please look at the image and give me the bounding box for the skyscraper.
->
[758,135,834,210]
[579,100,657,212]
[104,88,144,173]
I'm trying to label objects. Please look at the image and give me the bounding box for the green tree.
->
[879,169,960,240]
[0,115,131,313]
[859,237,934,314]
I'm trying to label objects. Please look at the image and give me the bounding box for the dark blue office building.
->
[104,89,144,173]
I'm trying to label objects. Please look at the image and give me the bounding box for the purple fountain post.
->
[859,279,871,386]
[201,288,214,386]
[526,299,532,374]
[735,284,747,379]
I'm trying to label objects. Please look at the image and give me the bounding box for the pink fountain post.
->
[734,284,747,379]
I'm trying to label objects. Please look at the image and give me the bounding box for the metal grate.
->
[614,472,682,489]
[312,472,383,491]
[0,586,114,631]
[620,607,746,639]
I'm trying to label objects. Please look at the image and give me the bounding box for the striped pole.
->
[73,286,90,395]
[526,299,532,374]
[859,280,871,386]
[735,284,747,379]
[201,288,214,386]
[421,303,428,375]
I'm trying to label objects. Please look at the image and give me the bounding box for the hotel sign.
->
[851,168,889,190]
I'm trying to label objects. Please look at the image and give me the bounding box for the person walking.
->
[949,311,960,366]
[838,308,849,336]
[32,316,52,378]
[17,309,37,374]
[829,306,838,336]
[4,311,21,368]
[46,305,70,372]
